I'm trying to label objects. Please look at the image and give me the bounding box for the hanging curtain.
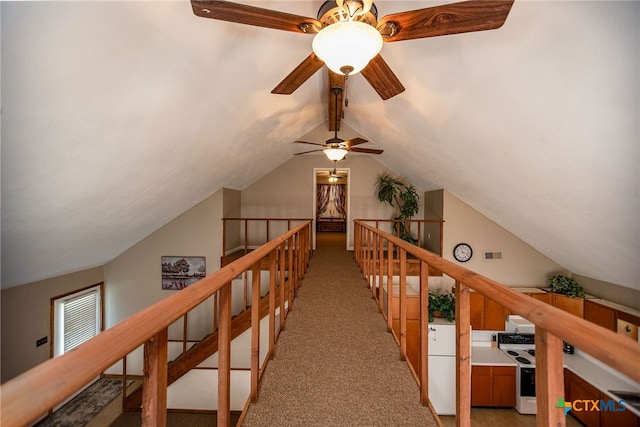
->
[332,184,347,219]
[317,184,331,217]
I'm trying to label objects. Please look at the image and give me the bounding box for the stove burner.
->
[527,349,535,357]
[507,350,520,356]
[515,356,532,365]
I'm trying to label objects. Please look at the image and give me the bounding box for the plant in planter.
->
[549,275,585,298]
[375,174,420,244]
[428,289,456,322]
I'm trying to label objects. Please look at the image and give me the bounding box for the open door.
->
[313,167,350,250]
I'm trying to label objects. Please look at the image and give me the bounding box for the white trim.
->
[313,167,350,250]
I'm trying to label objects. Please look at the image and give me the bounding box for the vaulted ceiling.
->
[2,1,638,291]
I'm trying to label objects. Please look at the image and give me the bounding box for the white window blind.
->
[62,289,100,352]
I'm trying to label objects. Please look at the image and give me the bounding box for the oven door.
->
[520,368,536,397]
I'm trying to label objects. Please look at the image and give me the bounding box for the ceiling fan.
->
[191,0,515,100]
[293,86,383,161]
[323,162,346,182]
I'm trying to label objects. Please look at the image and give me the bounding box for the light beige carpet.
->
[241,232,438,426]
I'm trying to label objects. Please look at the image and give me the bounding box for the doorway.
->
[313,167,350,250]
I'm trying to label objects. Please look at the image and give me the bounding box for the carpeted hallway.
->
[241,232,438,426]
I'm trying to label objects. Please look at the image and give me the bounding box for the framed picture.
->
[161,256,206,290]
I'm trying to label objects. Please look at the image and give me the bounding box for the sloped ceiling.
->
[1,1,638,291]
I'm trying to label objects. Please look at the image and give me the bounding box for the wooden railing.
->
[356,218,444,255]
[222,217,311,257]
[0,221,312,427]
[354,220,640,427]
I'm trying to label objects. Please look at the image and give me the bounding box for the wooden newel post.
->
[142,328,168,427]
[535,328,566,427]
[455,282,471,427]
[218,284,232,427]
[250,263,261,402]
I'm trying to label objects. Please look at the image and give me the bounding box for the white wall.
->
[104,188,226,328]
[241,154,424,249]
[442,191,563,286]
[1,267,104,382]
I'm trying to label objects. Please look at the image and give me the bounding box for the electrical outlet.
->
[36,336,48,347]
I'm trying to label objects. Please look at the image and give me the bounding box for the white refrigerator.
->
[428,320,457,415]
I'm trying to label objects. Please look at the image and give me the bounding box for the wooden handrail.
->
[222,217,311,257]
[0,220,312,427]
[354,220,640,427]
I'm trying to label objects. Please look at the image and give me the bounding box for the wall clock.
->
[453,243,473,262]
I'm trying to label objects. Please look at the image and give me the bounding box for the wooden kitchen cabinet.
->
[469,292,485,330]
[584,299,616,332]
[471,365,516,407]
[565,370,601,427]
[564,370,640,427]
[617,310,640,341]
[601,399,640,427]
[468,293,510,331]
[528,291,552,304]
[468,288,550,331]
[484,297,511,331]
[552,293,584,318]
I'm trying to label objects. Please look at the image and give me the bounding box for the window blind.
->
[63,289,99,352]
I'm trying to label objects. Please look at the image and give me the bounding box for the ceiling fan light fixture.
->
[324,147,348,161]
[312,20,383,75]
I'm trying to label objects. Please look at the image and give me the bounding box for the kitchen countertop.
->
[563,350,640,417]
[471,344,517,366]
[471,345,640,417]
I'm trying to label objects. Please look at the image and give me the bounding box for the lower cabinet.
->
[471,365,516,407]
[564,369,640,427]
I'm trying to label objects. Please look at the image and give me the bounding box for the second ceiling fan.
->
[293,86,383,161]
[191,0,515,100]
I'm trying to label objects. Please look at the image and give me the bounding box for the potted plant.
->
[549,274,585,317]
[549,275,584,298]
[375,174,420,244]
[428,289,455,322]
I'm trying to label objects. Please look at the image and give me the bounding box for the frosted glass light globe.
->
[312,21,383,75]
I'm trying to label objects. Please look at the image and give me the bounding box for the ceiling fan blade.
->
[294,140,325,147]
[294,149,323,155]
[272,53,325,95]
[191,0,321,34]
[328,71,344,132]
[377,0,514,43]
[361,54,405,100]
[350,147,384,154]
[342,138,368,148]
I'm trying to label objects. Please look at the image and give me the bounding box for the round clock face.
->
[453,243,473,262]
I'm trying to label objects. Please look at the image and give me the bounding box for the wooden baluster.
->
[222,218,227,258]
[287,236,294,312]
[182,313,188,355]
[141,329,168,427]
[280,242,286,332]
[122,356,128,408]
[535,328,566,427]
[251,263,261,401]
[377,235,384,311]
[244,220,248,254]
[371,232,378,298]
[362,228,368,280]
[217,284,231,427]
[387,241,394,333]
[399,248,407,361]
[269,250,277,358]
[266,219,270,243]
[354,223,360,266]
[420,260,429,405]
[455,281,471,427]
